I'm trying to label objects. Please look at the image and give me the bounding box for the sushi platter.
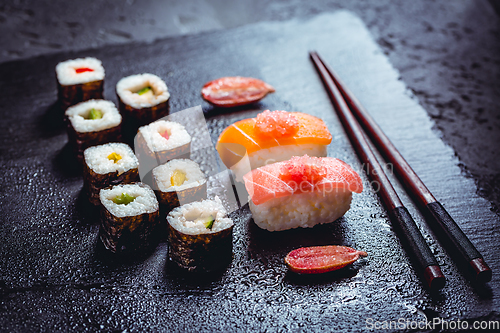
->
[1,11,499,331]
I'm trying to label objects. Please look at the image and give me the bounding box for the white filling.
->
[84,143,139,175]
[231,143,328,181]
[100,183,158,218]
[167,197,233,235]
[138,120,191,153]
[152,159,206,192]
[65,99,121,133]
[116,73,170,109]
[56,57,105,86]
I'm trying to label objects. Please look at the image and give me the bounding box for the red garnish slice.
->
[75,67,94,73]
[201,76,275,107]
[255,110,299,138]
[160,130,169,140]
[285,246,367,274]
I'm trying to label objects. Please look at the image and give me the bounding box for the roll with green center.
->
[65,99,122,162]
[167,197,233,272]
[99,183,159,253]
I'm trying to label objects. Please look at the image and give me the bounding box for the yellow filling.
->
[170,170,186,186]
[107,152,122,163]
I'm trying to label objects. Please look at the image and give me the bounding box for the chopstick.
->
[310,51,446,290]
[311,52,492,284]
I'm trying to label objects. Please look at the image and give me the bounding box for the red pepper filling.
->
[160,131,170,140]
[75,67,94,74]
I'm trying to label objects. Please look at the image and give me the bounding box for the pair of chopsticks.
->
[310,51,492,289]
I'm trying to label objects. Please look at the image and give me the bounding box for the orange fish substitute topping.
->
[216,111,332,155]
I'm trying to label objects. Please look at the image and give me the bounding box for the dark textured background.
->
[0,1,499,332]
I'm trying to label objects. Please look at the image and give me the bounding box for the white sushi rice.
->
[84,143,139,175]
[116,73,170,109]
[167,197,233,235]
[100,183,158,218]
[138,120,191,153]
[230,143,327,181]
[56,57,105,86]
[152,159,206,192]
[66,99,121,133]
[248,189,352,231]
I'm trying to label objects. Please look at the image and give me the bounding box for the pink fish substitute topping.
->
[243,155,363,205]
[254,110,299,138]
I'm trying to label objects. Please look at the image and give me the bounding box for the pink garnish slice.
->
[285,245,367,274]
[75,67,94,73]
[160,131,169,140]
[201,76,275,107]
[254,110,299,138]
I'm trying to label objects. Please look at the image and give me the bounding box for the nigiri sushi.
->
[216,110,332,180]
[243,155,363,231]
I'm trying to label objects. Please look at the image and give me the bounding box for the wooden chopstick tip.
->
[425,265,446,290]
[470,258,492,283]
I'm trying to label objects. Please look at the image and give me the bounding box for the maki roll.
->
[167,197,233,272]
[116,73,170,129]
[152,159,207,211]
[135,119,191,168]
[83,143,139,205]
[56,57,105,111]
[65,99,122,161]
[99,183,159,253]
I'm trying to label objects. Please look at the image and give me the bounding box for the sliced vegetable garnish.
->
[170,170,186,187]
[204,216,215,229]
[75,67,94,73]
[137,86,152,95]
[113,193,136,205]
[160,130,170,140]
[107,152,122,163]
[285,245,367,274]
[201,76,275,107]
[88,108,103,120]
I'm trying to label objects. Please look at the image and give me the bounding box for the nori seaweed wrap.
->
[83,143,140,205]
[65,99,122,162]
[167,197,233,272]
[56,57,104,111]
[99,183,159,253]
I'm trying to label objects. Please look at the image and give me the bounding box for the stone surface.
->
[0,11,499,332]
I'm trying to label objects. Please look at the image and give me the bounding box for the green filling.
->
[113,193,136,205]
[88,108,103,119]
[204,215,215,230]
[137,86,152,95]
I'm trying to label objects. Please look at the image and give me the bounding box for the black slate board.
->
[0,12,499,332]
